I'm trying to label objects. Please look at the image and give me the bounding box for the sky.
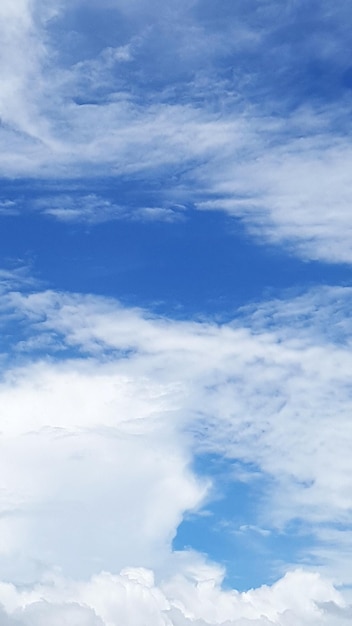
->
[1,1,352,624]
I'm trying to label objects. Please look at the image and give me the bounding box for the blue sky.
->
[1,2,352,625]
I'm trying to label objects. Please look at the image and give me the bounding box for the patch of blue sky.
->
[173,454,319,590]
[196,1,352,102]
[0,204,351,320]
[47,0,352,115]
[48,4,133,67]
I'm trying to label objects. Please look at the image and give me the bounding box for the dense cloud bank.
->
[0,568,350,626]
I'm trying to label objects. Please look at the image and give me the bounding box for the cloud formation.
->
[0,1,352,261]
[34,194,184,223]
[1,2,351,624]
[0,275,351,621]
[0,284,351,584]
[0,567,349,626]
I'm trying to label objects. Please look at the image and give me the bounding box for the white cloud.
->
[0,1,351,263]
[0,285,352,587]
[1,1,352,622]
[196,118,352,263]
[131,206,185,223]
[0,355,206,580]
[0,567,349,626]
[34,194,184,223]
[36,194,125,223]
[0,0,59,143]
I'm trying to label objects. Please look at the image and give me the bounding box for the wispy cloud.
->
[34,194,185,223]
[195,112,352,263]
[0,1,351,262]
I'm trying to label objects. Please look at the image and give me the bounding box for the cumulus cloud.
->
[0,356,206,580]
[0,567,349,626]
[0,285,351,587]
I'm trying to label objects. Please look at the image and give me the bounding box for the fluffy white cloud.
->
[0,567,349,626]
[0,284,351,587]
[0,354,206,579]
